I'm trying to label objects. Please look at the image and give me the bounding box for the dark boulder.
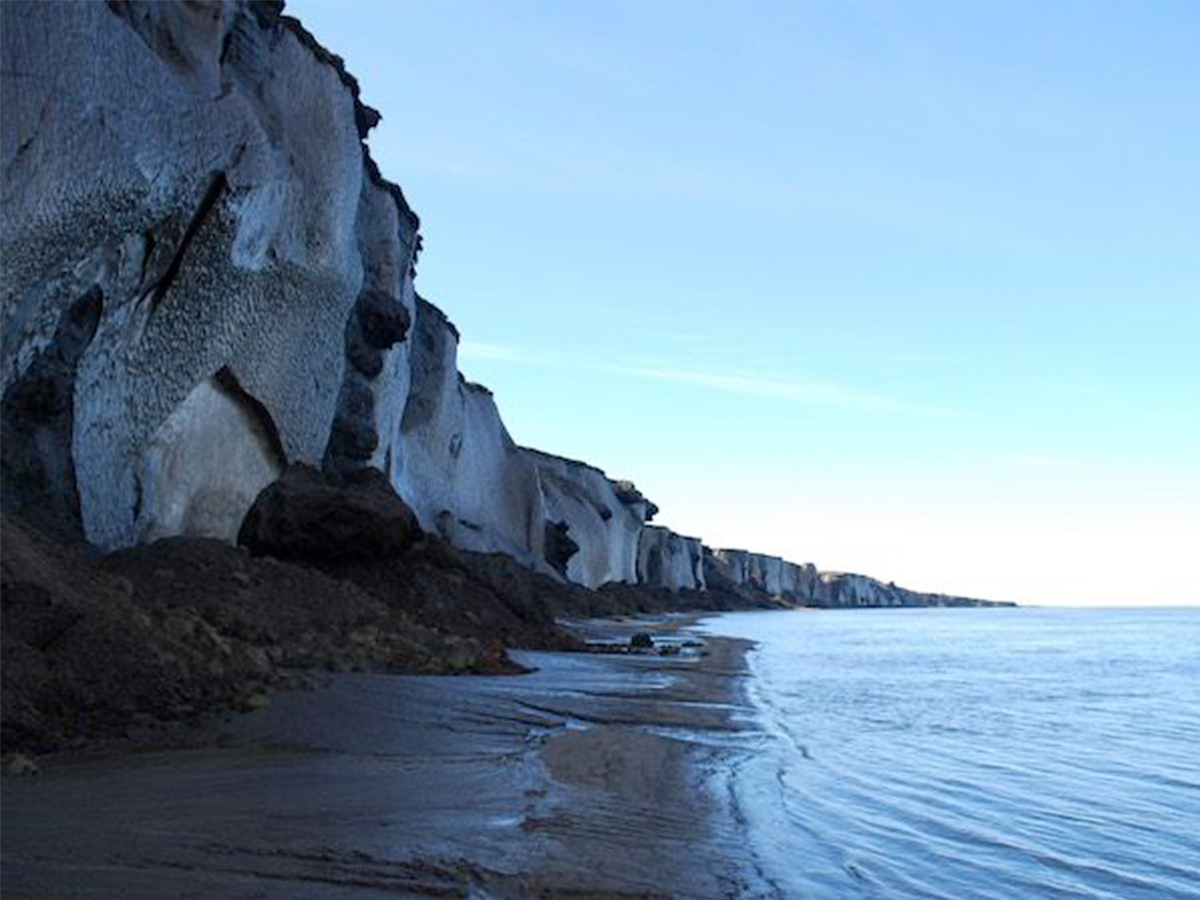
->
[630,632,654,649]
[357,287,411,350]
[344,287,411,379]
[238,465,422,564]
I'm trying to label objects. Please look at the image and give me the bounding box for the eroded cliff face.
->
[1,1,417,549]
[395,299,549,569]
[708,548,817,599]
[705,547,1001,609]
[138,372,285,542]
[527,450,654,589]
[811,572,996,608]
[0,1,650,588]
[0,2,1007,609]
[637,526,706,593]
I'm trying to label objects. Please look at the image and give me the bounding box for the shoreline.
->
[2,614,774,900]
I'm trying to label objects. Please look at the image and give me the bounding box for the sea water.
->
[704,607,1200,899]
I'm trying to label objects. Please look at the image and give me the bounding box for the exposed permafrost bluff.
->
[1,1,1008,613]
[16,6,1200,900]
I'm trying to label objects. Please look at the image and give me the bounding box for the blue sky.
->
[292,1,1199,606]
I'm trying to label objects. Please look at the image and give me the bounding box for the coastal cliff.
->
[527,449,656,589]
[639,525,707,593]
[394,298,548,569]
[2,1,416,549]
[705,548,999,609]
[1,1,1011,753]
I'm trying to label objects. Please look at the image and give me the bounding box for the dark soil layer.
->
[595,571,785,617]
[1,476,776,756]
[2,514,523,754]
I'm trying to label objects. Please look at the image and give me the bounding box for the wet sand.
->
[2,615,772,899]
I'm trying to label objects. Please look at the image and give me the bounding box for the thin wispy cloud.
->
[604,364,953,417]
[458,340,955,417]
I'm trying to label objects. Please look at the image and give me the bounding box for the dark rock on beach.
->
[237,464,422,564]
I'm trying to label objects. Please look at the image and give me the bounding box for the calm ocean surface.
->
[703,607,1200,900]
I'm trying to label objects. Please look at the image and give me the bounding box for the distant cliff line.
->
[0,1,1010,611]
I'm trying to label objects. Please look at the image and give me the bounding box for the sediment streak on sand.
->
[2,616,778,899]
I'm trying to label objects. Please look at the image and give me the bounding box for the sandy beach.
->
[2,616,774,899]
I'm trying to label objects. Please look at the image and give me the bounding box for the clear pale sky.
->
[291,1,1199,607]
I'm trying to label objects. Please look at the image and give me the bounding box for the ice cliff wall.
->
[708,549,817,599]
[527,450,655,589]
[0,1,1006,608]
[704,549,999,608]
[1,1,417,550]
[637,525,706,592]
[0,0,654,587]
[395,298,548,569]
[810,572,996,608]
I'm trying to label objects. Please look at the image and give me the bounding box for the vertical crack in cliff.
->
[213,366,288,470]
[0,287,104,537]
[146,171,227,313]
